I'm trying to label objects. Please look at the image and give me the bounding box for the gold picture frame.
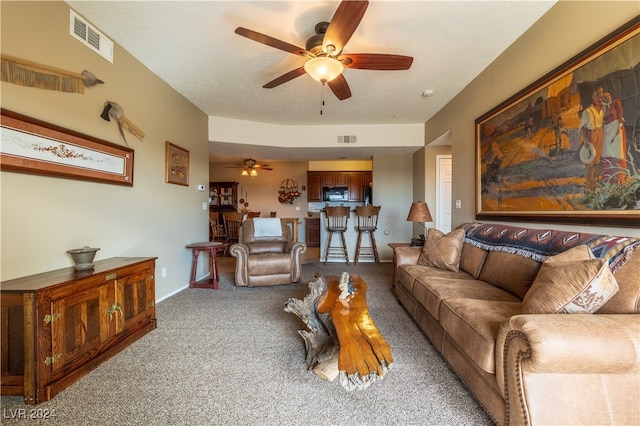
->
[1,109,134,186]
[165,141,189,186]
[475,18,639,227]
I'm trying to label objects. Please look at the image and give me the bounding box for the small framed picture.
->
[165,141,189,186]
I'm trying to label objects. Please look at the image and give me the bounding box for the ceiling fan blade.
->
[343,53,413,70]
[323,1,369,54]
[235,27,307,56]
[328,74,352,100]
[263,67,307,88]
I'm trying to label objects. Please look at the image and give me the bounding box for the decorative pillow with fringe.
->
[522,245,619,314]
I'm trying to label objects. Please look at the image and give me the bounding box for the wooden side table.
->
[281,217,300,242]
[185,242,226,289]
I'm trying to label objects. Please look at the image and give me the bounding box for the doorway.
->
[436,155,452,233]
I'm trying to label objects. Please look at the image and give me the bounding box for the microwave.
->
[323,186,349,202]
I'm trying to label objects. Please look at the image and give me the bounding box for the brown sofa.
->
[230,218,306,287]
[393,222,640,426]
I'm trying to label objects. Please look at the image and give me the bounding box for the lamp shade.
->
[406,201,433,223]
[304,57,344,83]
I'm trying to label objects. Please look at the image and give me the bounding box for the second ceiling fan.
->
[235,0,413,101]
[227,158,273,177]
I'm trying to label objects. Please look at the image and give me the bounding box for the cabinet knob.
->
[44,354,62,365]
[44,312,62,324]
[105,303,123,320]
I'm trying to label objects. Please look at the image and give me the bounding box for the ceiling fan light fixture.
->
[241,169,249,176]
[304,56,344,84]
[250,168,258,177]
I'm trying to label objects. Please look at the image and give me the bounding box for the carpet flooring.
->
[1,260,492,425]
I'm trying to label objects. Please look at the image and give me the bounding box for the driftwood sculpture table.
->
[285,274,393,390]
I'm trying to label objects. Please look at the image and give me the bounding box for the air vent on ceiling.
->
[69,9,113,63]
[337,135,357,144]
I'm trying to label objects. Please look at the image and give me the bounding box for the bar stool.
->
[354,206,381,265]
[324,206,350,265]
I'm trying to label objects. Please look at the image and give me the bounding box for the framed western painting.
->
[0,109,134,186]
[475,18,639,227]
[165,141,189,186]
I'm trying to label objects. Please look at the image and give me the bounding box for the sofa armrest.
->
[497,314,640,425]
[287,242,307,282]
[394,246,422,266]
[285,241,306,255]
[229,243,249,286]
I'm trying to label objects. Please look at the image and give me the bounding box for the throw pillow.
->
[522,245,619,314]
[417,228,465,272]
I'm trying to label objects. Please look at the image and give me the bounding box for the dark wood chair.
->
[222,211,244,248]
[210,217,228,256]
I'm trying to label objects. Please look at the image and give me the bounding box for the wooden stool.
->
[185,242,226,289]
[324,206,350,265]
[354,205,381,265]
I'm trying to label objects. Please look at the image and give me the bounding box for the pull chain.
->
[320,83,325,115]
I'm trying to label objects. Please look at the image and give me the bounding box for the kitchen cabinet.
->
[321,171,347,187]
[348,172,364,201]
[362,171,372,188]
[305,217,321,247]
[1,257,156,404]
[307,171,372,202]
[307,172,322,201]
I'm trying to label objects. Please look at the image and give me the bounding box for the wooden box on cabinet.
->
[1,257,157,404]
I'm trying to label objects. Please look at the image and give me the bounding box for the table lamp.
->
[406,201,432,246]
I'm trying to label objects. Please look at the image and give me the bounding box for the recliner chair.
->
[229,218,306,287]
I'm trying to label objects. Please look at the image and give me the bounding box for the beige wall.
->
[1,2,210,300]
[425,1,639,237]
[371,154,414,259]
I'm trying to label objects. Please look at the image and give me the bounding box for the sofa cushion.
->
[478,251,540,299]
[418,228,465,272]
[440,298,522,374]
[397,264,470,293]
[412,273,520,321]
[522,245,619,314]
[459,243,488,279]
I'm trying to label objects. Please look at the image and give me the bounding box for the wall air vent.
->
[337,135,357,144]
[69,9,113,63]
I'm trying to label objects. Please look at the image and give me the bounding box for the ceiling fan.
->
[235,0,413,101]
[227,158,273,177]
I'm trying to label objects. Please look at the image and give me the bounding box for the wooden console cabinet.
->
[1,257,157,404]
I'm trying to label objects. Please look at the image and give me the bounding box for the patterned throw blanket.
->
[463,222,640,274]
